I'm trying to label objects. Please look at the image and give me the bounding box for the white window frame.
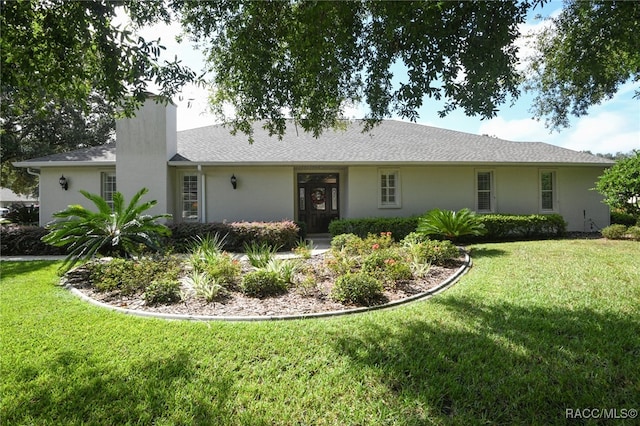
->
[539,169,557,212]
[378,169,401,208]
[475,170,495,213]
[100,172,117,210]
[181,173,199,222]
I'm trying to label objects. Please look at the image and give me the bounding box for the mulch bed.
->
[62,253,465,318]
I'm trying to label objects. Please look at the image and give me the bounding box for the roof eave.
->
[13,161,116,168]
[168,160,614,167]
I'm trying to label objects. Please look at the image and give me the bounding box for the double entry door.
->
[297,173,339,234]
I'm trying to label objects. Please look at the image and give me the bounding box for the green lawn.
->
[1,239,639,425]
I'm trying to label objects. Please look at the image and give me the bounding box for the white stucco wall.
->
[344,165,609,232]
[201,166,295,223]
[116,98,177,218]
[38,167,110,225]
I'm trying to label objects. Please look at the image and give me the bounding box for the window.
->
[101,172,116,209]
[182,174,199,222]
[379,169,401,208]
[540,170,556,211]
[476,171,493,212]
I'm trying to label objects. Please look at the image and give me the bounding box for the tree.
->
[0,92,115,195]
[42,188,172,272]
[417,208,487,242]
[1,0,198,120]
[595,151,640,218]
[176,0,530,140]
[525,1,640,129]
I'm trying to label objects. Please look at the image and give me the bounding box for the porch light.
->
[230,174,237,190]
[59,175,68,190]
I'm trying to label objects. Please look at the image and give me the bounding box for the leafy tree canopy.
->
[1,0,198,119]
[2,0,637,148]
[0,92,115,195]
[525,0,640,129]
[595,151,640,218]
[176,0,530,140]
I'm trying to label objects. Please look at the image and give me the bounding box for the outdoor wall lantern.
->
[59,175,69,190]
[230,174,238,190]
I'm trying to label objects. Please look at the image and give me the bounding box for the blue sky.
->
[130,1,639,155]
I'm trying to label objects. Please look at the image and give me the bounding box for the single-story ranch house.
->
[14,97,614,233]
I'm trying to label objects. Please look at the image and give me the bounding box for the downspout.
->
[198,165,206,223]
[26,168,41,225]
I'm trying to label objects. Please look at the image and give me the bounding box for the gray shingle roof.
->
[14,120,614,167]
[13,143,117,165]
[172,120,613,165]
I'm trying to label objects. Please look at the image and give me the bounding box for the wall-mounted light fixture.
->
[230,174,238,190]
[59,175,69,190]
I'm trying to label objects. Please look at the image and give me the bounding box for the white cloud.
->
[477,116,549,141]
[562,112,639,154]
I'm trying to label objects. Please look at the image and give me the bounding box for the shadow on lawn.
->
[4,350,238,425]
[0,260,60,280]
[466,246,508,259]
[334,297,639,424]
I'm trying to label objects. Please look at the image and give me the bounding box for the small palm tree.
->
[417,208,486,241]
[43,188,171,272]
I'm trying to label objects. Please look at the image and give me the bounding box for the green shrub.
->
[330,273,384,306]
[417,208,486,241]
[143,279,181,305]
[328,217,418,240]
[88,257,182,296]
[0,226,67,255]
[627,226,640,241]
[475,214,566,241]
[400,232,431,246]
[325,250,359,276]
[244,241,280,268]
[189,245,241,285]
[187,271,226,302]
[611,210,638,227]
[361,249,412,284]
[4,205,38,225]
[418,240,460,265]
[330,233,366,256]
[241,270,287,297]
[264,258,299,284]
[167,221,300,253]
[601,224,628,240]
[42,188,171,272]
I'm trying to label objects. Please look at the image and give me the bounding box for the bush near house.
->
[0,226,67,256]
[328,217,419,240]
[473,213,567,241]
[329,213,567,242]
[167,221,300,253]
[601,224,640,241]
[610,209,639,226]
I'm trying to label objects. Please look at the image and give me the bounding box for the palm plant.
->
[417,208,486,241]
[42,188,171,272]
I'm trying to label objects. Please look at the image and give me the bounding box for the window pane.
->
[477,172,491,190]
[101,173,116,209]
[331,187,338,211]
[182,175,198,221]
[542,192,553,210]
[478,192,491,211]
[299,188,305,210]
[541,172,553,191]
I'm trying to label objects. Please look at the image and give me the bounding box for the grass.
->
[1,239,639,425]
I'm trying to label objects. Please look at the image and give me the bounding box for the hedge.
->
[473,213,567,241]
[329,213,567,242]
[328,217,419,240]
[0,226,67,256]
[166,220,300,252]
[1,221,300,256]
